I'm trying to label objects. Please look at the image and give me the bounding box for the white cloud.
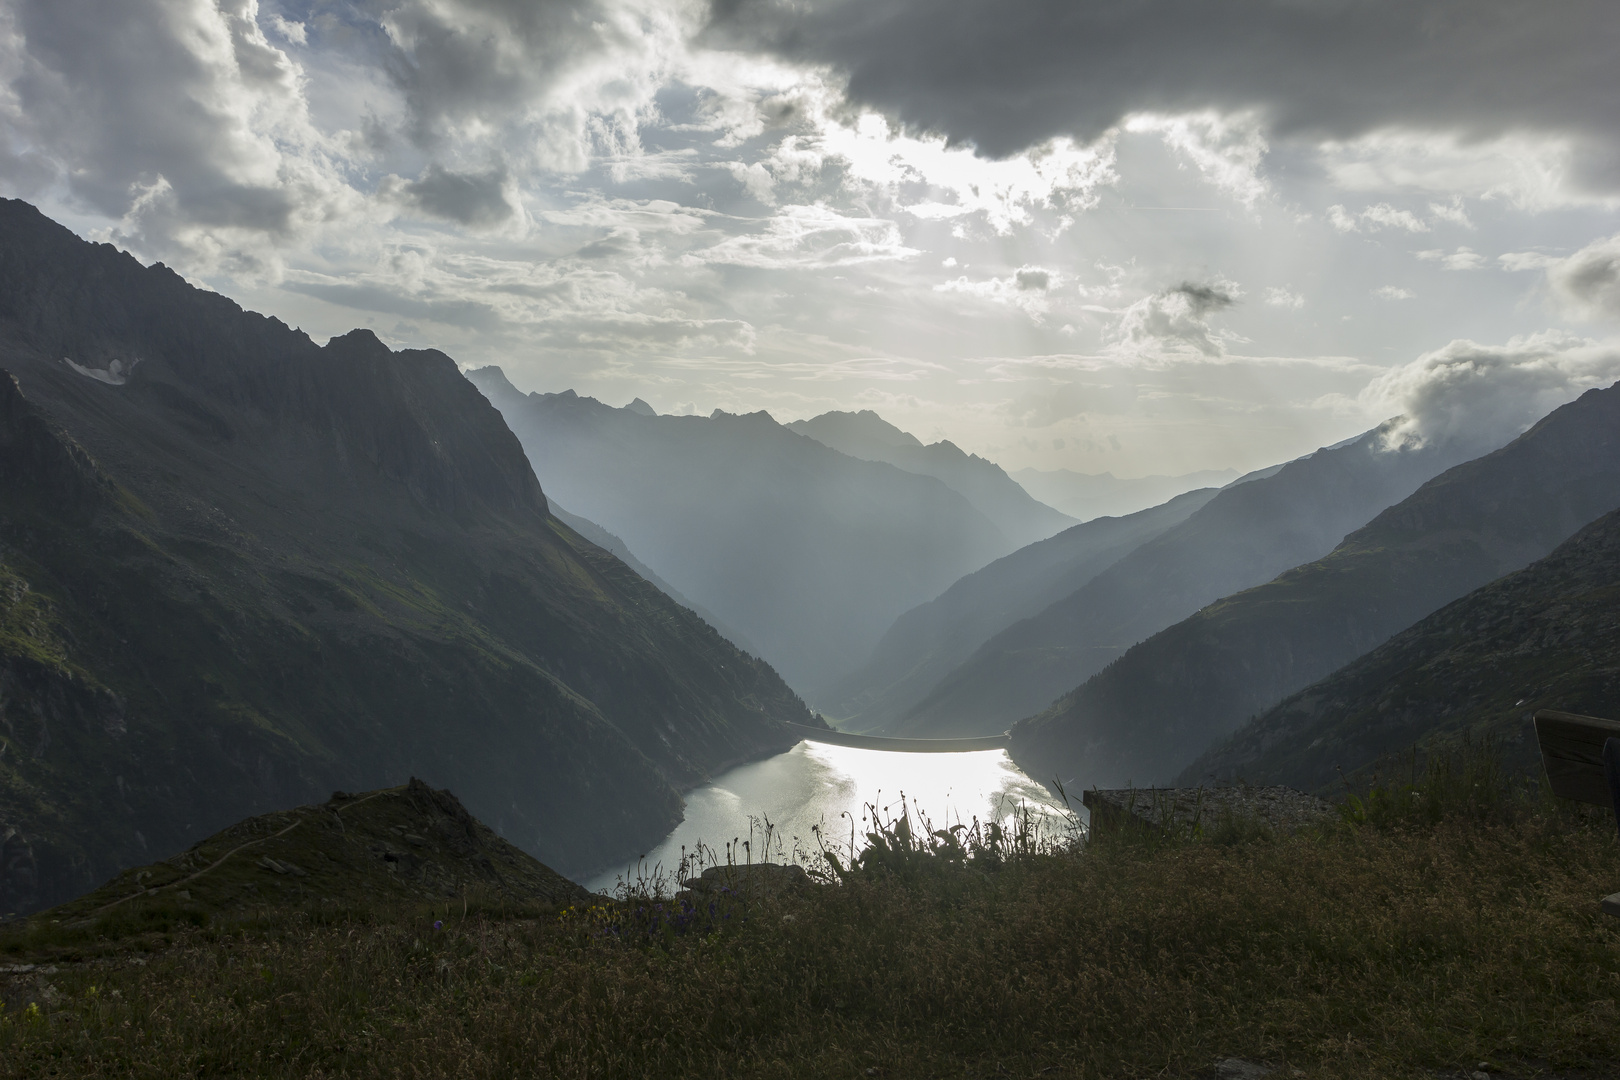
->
[1548,233,1620,321]
[686,203,920,269]
[935,265,1058,320]
[1372,285,1414,300]
[1112,281,1240,360]
[263,14,306,46]
[1318,129,1613,211]
[1361,332,1620,451]
[1499,251,1562,272]
[1416,246,1486,271]
[1122,111,1269,207]
[1263,287,1304,309]
[1328,201,1431,234]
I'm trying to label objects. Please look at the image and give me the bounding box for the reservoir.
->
[586,738,1064,895]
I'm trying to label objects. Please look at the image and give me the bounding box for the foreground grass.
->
[3,803,1620,1078]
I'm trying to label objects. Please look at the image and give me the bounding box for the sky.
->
[2,0,1620,476]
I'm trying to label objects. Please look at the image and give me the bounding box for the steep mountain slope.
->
[467,368,1010,696]
[1176,507,1620,792]
[895,427,1479,738]
[1013,466,1240,522]
[546,503,763,658]
[1009,383,1620,789]
[786,410,1074,547]
[821,487,1220,732]
[0,200,811,914]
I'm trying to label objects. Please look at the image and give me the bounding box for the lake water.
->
[585,740,1065,895]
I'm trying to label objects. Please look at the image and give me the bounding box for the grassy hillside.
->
[3,769,1617,1079]
[0,199,812,912]
[1181,506,1620,791]
[1012,382,1620,790]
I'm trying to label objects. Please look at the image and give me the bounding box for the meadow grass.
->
[3,756,1619,1079]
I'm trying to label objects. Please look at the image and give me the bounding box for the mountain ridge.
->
[1008,381,1620,789]
[1176,505,1620,791]
[786,409,1075,548]
[892,424,1477,738]
[467,366,1013,697]
[0,199,811,913]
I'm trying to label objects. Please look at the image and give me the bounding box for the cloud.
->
[1372,286,1414,300]
[686,203,919,269]
[0,0,357,269]
[1361,331,1620,450]
[935,265,1059,319]
[1416,246,1486,271]
[1329,202,1429,233]
[1113,280,1239,359]
[385,164,517,226]
[1263,287,1303,309]
[1548,233,1620,320]
[705,0,1620,185]
[1499,251,1562,272]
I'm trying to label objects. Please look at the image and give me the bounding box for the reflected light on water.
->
[585,741,1062,894]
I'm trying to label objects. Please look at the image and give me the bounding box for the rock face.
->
[0,199,812,912]
[1182,506,1620,791]
[1013,382,1620,790]
[29,778,592,923]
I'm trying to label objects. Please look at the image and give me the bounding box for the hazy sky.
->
[4,0,1620,475]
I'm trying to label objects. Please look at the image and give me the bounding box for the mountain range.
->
[1009,382,1620,789]
[785,410,1074,548]
[819,487,1220,732]
[467,369,1013,696]
[0,199,812,914]
[1012,466,1242,522]
[886,426,1480,738]
[1178,504,1620,792]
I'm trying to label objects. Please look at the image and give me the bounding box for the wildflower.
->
[433,920,443,930]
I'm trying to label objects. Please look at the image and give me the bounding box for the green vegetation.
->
[4,754,1618,1079]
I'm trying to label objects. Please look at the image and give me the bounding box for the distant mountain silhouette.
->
[0,199,812,913]
[894,427,1481,738]
[821,487,1220,732]
[1177,504,1620,792]
[787,410,1074,548]
[1010,383,1620,789]
[547,502,765,658]
[1013,466,1241,521]
[467,370,1011,696]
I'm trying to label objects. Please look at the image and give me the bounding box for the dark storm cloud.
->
[1169,282,1235,315]
[705,0,1620,168]
[397,164,515,225]
[364,0,618,148]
